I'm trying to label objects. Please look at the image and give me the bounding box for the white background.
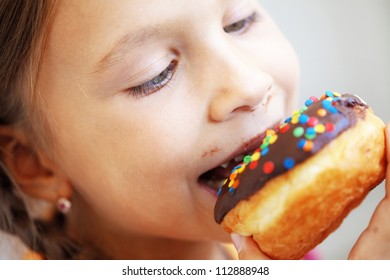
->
[261,0,390,259]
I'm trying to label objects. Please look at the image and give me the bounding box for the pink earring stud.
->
[57,197,72,214]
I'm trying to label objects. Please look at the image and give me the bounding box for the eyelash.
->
[223,12,259,34]
[128,60,178,98]
[127,12,259,98]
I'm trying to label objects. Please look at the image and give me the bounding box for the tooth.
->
[234,155,244,162]
[220,162,229,168]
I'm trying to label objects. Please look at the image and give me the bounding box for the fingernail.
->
[231,234,244,252]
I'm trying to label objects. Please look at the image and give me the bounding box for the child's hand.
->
[231,234,271,260]
[349,123,390,259]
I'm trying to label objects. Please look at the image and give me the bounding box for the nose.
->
[207,46,274,122]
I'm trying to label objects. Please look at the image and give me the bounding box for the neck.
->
[97,235,227,260]
[72,226,227,260]
[66,194,229,260]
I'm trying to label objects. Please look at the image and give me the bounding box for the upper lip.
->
[224,119,281,167]
[197,117,282,179]
[224,133,264,164]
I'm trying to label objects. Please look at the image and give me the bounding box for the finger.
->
[231,234,271,260]
[385,122,390,195]
[349,123,390,259]
[349,197,390,259]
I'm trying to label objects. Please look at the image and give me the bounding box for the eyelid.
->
[127,60,178,98]
[223,12,259,34]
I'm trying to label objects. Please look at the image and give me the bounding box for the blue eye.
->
[128,60,178,98]
[223,12,259,34]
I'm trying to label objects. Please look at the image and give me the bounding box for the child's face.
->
[38,0,299,243]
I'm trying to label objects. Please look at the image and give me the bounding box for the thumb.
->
[349,122,390,259]
[231,234,271,260]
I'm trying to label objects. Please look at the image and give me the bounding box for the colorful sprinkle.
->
[297,139,306,149]
[317,108,327,117]
[263,161,274,174]
[307,117,319,127]
[243,155,252,164]
[236,164,246,173]
[303,140,314,152]
[232,165,241,172]
[314,124,326,134]
[279,123,290,133]
[249,161,258,170]
[266,130,276,136]
[310,96,319,102]
[269,134,278,144]
[299,114,309,124]
[293,127,304,137]
[328,106,338,114]
[306,127,316,135]
[322,99,338,114]
[291,115,299,124]
[325,91,335,98]
[305,133,316,140]
[325,123,335,132]
[283,157,295,170]
[229,172,237,181]
[261,147,269,156]
[322,100,333,110]
[305,127,317,140]
[299,106,308,113]
[251,150,261,161]
[260,142,269,150]
[333,92,341,97]
[264,135,272,143]
[305,99,314,106]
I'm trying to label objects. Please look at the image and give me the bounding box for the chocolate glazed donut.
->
[214,92,386,260]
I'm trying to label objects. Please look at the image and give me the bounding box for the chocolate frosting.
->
[214,93,368,224]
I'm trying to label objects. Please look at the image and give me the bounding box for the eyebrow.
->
[93,28,161,74]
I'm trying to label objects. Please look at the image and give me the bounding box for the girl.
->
[0,0,388,260]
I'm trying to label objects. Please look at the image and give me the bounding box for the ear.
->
[0,126,72,203]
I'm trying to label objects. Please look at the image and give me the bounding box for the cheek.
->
[53,104,191,184]
[46,92,202,224]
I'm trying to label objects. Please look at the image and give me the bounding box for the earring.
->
[56,197,72,214]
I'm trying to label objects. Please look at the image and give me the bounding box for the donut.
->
[214,92,386,260]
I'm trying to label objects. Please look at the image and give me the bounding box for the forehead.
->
[47,0,221,71]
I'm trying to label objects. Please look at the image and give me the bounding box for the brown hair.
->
[0,0,80,259]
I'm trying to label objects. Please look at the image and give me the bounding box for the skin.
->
[4,0,388,259]
[31,0,299,259]
[348,124,390,259]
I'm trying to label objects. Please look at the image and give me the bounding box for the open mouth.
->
[197,131,269,193]
[198,123,281,193]
[198,154,247,191]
